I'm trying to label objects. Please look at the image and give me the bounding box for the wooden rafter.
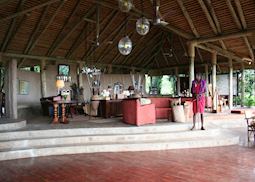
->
[94,0,245,64]
[233,0,254,60]
[197,0,218,34]
[24,0,66,55]
[46,0,85,56]
[131,33,162,66]
[205,0,221,33]
[166,34,180,64]
[122,35,146,65]
[158,35,169,66]
[1,0,25,52]
[143,35,164,68]
[67,12,115,60]
[85,10,118,59]
[123,30,161,66]
[65,23,88,59]
[144,42,163,68]
[81,11,120,61]
[0,0,62,23]
[176,0,199,38]
[18,5,50,67]
[96,21,127,63]
[197,0,227,51]
[1,52,143,70]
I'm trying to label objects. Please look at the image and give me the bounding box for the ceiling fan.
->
[89,5,113,47]
[150,0,169,26]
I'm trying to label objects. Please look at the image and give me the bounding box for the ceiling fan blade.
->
[160,21,169,26]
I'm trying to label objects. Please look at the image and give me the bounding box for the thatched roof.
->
[0,0,254,73]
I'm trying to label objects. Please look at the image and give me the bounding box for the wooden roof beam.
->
[131,33,162,66]
[166,33,180,64]
[1,52,144,70]
[123,30,160,65]
[197,0,228,53]
[46,0,85,56]
[81,10,121,61]
[95,0,193,39]
[176,0,199,38]
[226,0,254,61]
[189,29,255,44]
[24,0,66,54]
[85,10,118,59]
[65,23,88,59]
[18,5,50,67]
[0,0,63,23]
[1,0,25,52]
[96,21,127,63]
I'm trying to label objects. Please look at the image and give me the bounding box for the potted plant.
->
[70,83,84,102]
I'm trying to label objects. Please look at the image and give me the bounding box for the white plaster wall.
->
[17,63,135,104]
[216,74,237,95]
[17,70,41,106]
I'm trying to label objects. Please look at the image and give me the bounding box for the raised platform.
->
[0,120,240,161]
[0,118,26,131]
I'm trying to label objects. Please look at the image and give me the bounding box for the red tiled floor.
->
[0,145,254,182]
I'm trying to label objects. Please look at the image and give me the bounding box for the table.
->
[52,100,78,124]
[99,99,123,118]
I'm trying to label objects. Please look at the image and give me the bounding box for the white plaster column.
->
[188,43,195,95]
[241,64,245,107]
[5,58,18,119]
[175,67,180,96]
[40,60,47,98]
[228,59,233,110]
[212,51,217,111]
[204,64,209,97]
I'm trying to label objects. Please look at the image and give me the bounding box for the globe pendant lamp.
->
[136,17,150,35]
[118,0,133,13]
[118,36,132,55]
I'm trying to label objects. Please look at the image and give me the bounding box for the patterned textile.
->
[192,80,206,114]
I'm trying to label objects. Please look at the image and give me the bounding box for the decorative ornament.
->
[118,36,132,55]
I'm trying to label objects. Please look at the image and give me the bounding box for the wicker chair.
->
[244,111,255,142]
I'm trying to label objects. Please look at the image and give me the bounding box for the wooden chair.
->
[244,111,255,142]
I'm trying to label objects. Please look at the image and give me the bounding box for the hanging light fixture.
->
[118,0,133,13]
[118,36,132,55]
[118,14,132,56]
[136,17,150,35]
[136,0,150,35]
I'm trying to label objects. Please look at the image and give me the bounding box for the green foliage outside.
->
[145,75,176,96]
[237,69,255,107]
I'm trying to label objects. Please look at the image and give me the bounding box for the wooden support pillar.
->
[188,43,195,95]
[241,64,245,107]
[40,60,47,98]
[5,58,17,119]
[229,59,233,110]
[204,64,209,97]
[212,51,217,111]
[175,67,180,96]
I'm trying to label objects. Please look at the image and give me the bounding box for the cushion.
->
[140,98,151,105]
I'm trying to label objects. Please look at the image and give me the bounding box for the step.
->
[0,119,26,131]
[0,134,239,161]
[0,123,193,141]
[0,129,220,151]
